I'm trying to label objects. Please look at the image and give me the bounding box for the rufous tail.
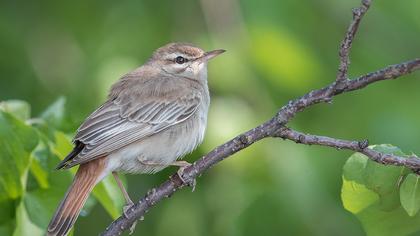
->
[47,158,106,236]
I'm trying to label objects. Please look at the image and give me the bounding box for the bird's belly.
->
[106,114,206,174]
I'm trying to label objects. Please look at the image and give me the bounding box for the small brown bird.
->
[47,43,225,236]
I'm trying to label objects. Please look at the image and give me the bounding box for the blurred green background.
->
[1,0,420,235]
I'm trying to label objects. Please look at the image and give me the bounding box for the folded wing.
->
[58,80,201,168]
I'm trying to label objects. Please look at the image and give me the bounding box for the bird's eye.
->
[175,56,187,64]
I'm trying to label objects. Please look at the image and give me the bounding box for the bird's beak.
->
[201,49,226,61]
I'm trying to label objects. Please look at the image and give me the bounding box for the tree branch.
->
[274,127,420,172]
[336,0,370,83]
[101,1,420,235]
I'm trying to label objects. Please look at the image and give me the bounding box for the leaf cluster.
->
[0,99,124,236]
[342,145,420,236]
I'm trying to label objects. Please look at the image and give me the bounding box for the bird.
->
[47,42,225,236]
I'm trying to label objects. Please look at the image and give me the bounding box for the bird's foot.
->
[122,200,137,234]
[172,161,196,191]
[123,200,134,218]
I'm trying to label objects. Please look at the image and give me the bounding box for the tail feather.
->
[48,158,106,236]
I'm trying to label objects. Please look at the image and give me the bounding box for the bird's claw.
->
[177,164,196,192]
[123,200,134,218]
[122,201,137,234]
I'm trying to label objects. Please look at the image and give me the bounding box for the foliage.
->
[0,99,124,236]
[342,145,420,236]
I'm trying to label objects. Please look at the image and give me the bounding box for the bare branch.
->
[336,0,371,83]
[275,59,420,125]
[275,127,420,172]
[101,1,420,235]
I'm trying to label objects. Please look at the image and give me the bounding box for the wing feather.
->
[61,83,202,168]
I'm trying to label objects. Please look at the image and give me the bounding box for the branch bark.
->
[102,1,420,235]
[336,0,370,83]
[275,127,420,171]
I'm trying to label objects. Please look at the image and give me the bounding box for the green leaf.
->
[29,158,49,189]
[24,142,73,229]
[92,175,125,219]
[51,131,73,161]
[363,159,404,211]
[0,221,14,236]
[0,100,31,120]
[355,203,420,236]
[13,202,43,236]
[0,200,14,235]
[0,111,38,201]
[363,146,406,192]
[359,145,407,211]
[20,130,73,230]
[24,177,70,228]
[341,177,379,214]
[29,141,51,189]
[341,144,420,236]
[343,152,368,184]
[400,173,420,216]
[0,199,16,228]
[0,99,124,234]
[40,97,66,129]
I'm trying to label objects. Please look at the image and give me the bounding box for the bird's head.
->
[147,42,225,80]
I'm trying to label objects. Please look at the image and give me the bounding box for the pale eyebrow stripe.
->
[163,53,195,61]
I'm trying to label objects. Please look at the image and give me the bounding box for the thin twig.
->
[275,59,420,125]
[275,127,420,172]
[336,0,371,84]
[101,0,420,235]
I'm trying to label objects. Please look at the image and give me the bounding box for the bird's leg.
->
[171,161,196,191]
[112,172,133,209]
[112,172,137,234]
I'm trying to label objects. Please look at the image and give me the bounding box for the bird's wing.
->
[58,78,201,168]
